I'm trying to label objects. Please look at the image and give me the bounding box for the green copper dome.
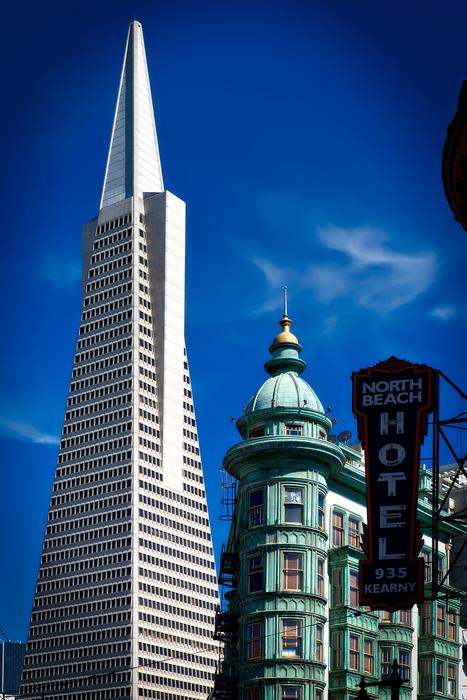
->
[245,371,324,413]
[244,313,325,415]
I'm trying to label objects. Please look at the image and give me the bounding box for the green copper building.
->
[211,314,464,700]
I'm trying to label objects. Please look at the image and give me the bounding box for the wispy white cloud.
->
[322,314,339,335]
[252,224,437,315]
[429,305,457,322]
[0,418,59,446]
[251,257,298,311]
[40,256,81,287]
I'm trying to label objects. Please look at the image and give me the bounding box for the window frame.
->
[447,609,457,641]
[332,631,343,670]
[420,602,431,636]
[399,609,411,626]
[348,516,360,548]
[419,657,431,693]
[315,623,324,662]
[285,424,304,436]
[283,552,304,591]
[281,618,303,658]
[331,509,362,549]
[381,609,393,624]
[436,603,445,637]
[436,659,445,693]
[281,687,302,700]
[317,492,325,531]
[316,556,325,597]
[332,510,345,546]
[422,549,431,582]
[349,569,359,607]
[248,488,265,528]
[398,649,410,683]
[332,568,343,607]
[447,662,457,697]
[349,632,360,672]
[363,637,374,675]
[283,486,304,524]
[380,645,392,678]
[248,554,264,593]
[246,621,263,659]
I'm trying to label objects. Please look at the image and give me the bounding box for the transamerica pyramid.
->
[20,21,219,700]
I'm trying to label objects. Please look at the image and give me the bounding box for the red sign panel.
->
[352,356,434,610]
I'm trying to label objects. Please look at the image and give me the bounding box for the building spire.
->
[264,296,307,377]
[100,20,164,209]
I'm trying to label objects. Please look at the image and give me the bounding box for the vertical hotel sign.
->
[352,356,434,610]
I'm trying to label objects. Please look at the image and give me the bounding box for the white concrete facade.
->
[20,21,218,700]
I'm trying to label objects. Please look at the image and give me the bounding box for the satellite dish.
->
[328,435,337,443]
[337,430,352,443]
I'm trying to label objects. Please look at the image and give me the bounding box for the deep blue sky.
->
[1,0,466,642]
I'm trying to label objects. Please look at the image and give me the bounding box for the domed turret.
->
[244,313,324,416]
[220,300,346,700]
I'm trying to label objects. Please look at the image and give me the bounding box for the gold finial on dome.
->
[272,286,299,344]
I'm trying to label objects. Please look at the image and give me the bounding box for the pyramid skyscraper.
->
[20,21,219,700]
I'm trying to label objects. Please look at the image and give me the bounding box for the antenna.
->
[337,430,352,443]
[283,285,288,317]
